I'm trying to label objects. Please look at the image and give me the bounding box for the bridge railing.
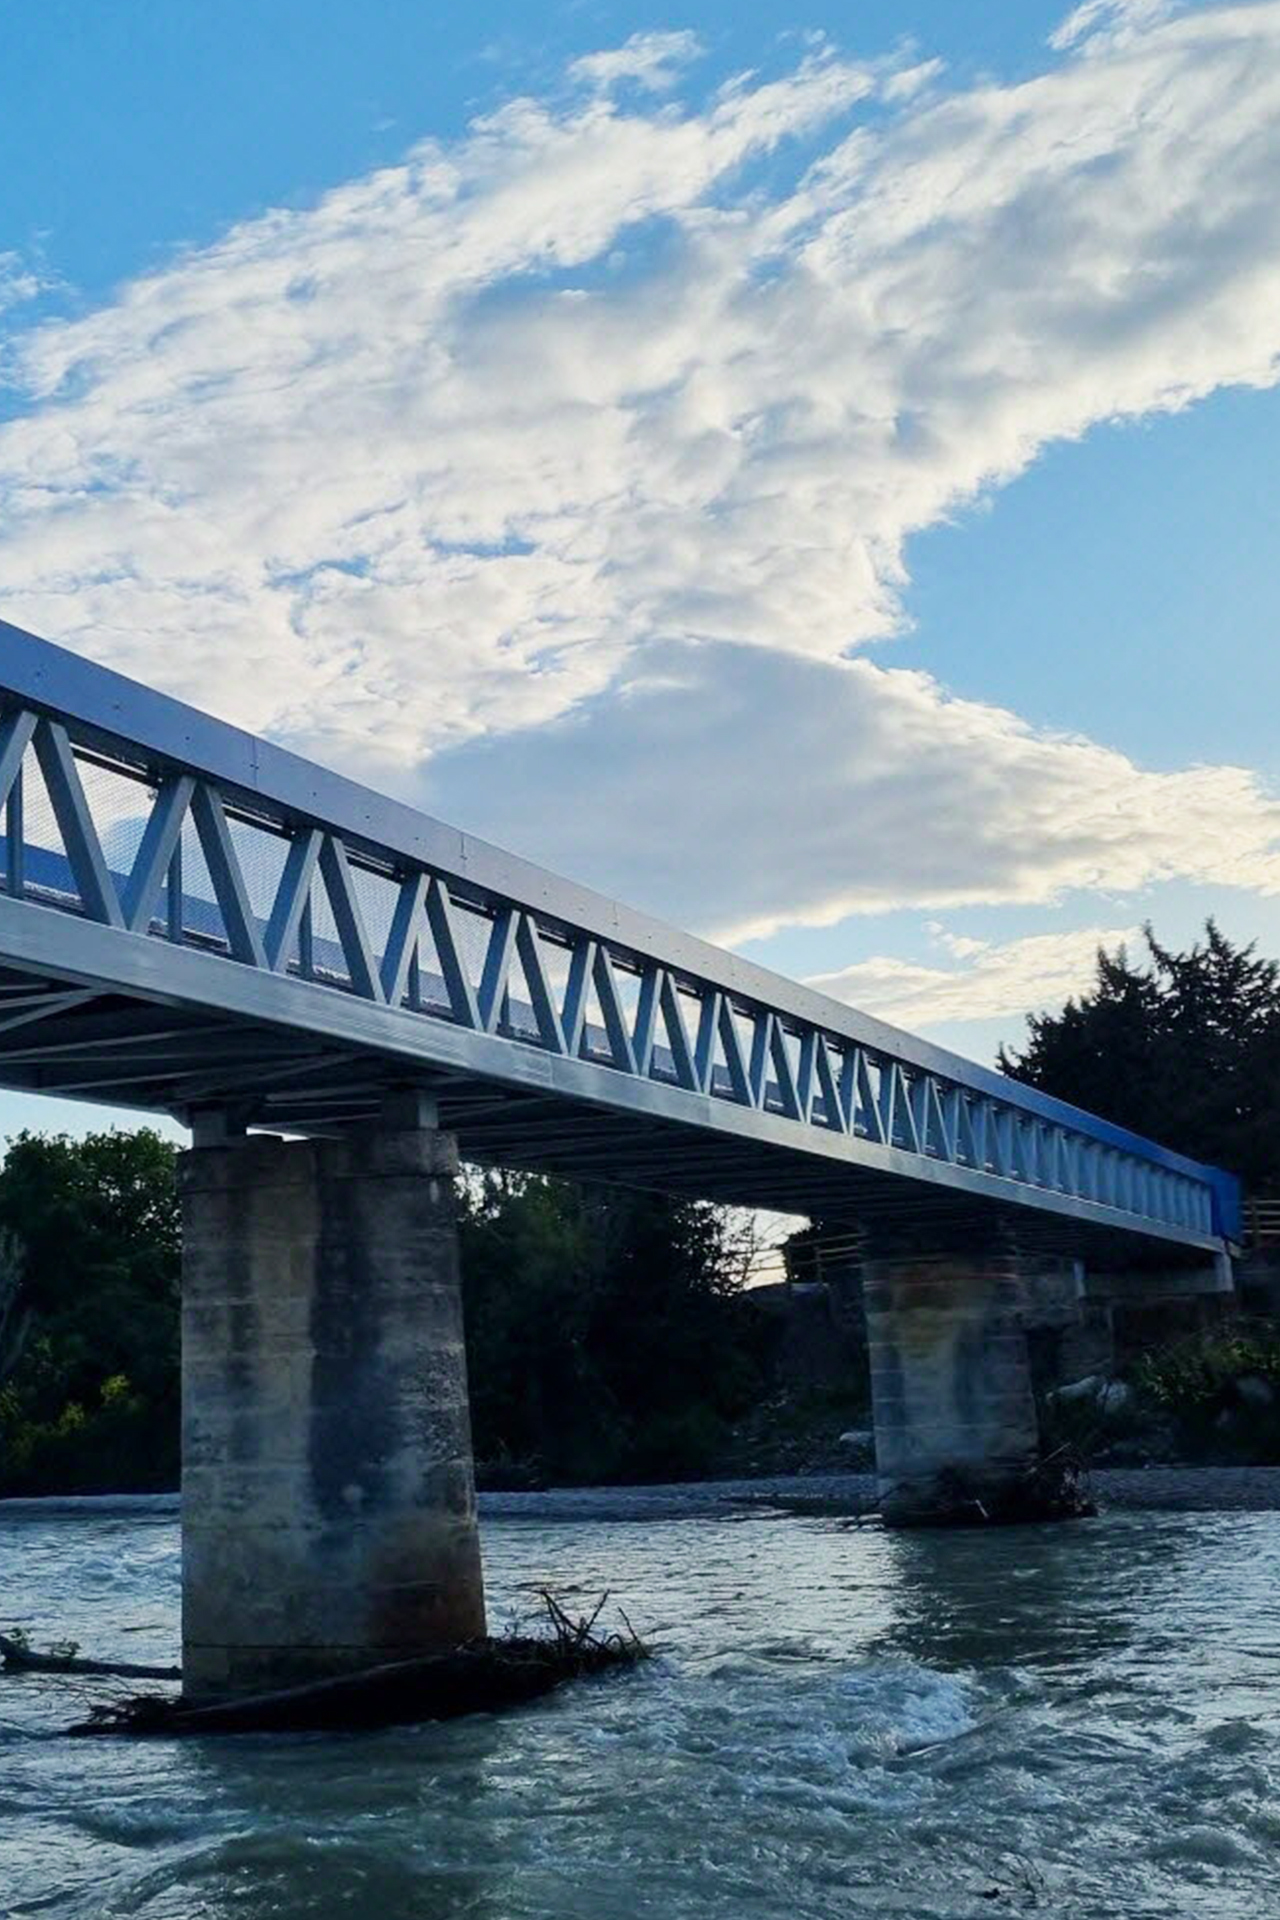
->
[0,621,1238,1246]
[1242,1198,1280,1250]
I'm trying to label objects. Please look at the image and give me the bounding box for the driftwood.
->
[68,1593,647,1737]
[0,1631,179,1681]
[900,1445,1097,1528]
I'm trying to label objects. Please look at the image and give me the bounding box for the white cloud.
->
[932,931,991,961]
[419,642,1280,941]
[0,6,1278,942]
[569,31,703,93]
[807,925,1139,1030]
[0,252,45,316]
[0,44,877,738]
[1050,1,1179,53]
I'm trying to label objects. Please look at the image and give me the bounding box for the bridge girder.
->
[0,617,1239,1260]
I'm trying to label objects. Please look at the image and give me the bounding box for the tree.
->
[0,1128,769,1494]
[0,1129,181,1493]
[0,1229,28,1382]
[1000,922,1280,1188]
[459,1173,768,1484]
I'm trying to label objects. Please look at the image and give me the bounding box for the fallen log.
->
[67,1593,647,1736]
[0,1631,179,1681]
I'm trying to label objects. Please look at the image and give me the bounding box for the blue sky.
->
[1,0,1279,1144]
[0,0,1105,306]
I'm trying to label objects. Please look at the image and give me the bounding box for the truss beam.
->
[0,617,1238,1253]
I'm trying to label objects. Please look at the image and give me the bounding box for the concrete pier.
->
[179,1122,485,1698]
[863,1222,1057,1525]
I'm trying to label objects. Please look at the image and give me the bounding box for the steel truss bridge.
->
[0,619,1239,1257]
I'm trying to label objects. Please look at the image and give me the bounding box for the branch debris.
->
[0,1629,179,1681]
[64,1592,648,1737]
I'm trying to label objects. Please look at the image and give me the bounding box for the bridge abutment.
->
[864,1222,1082,1525]
[179,1122,485,1700]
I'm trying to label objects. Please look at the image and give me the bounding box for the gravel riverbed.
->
[6,1464,1280,1523]
[486,1465,1280,1519]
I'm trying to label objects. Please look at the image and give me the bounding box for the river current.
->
[1,1504,1278,1918]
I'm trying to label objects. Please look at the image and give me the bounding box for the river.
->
[1,1502,1278,1917]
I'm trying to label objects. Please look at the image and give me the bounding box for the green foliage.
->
[0,1129,770,1494]
[0,1129,180,1494]
[1136,1327,1280,1409]
[0,1225,27,1382]
[1000,920,1280,1184]
[1134,1327,1280,1461]
[460,1173,770,1484]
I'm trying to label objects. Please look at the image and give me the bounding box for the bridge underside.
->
[0,956,1211,1266]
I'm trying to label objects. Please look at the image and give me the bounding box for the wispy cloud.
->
[1,6,1278,941]
[0,251,48,316]
[1049,1,1179,53]
[808,925,1139,1030]
[569,30,703,93]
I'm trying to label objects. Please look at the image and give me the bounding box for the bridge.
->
[0,618,1240,1696]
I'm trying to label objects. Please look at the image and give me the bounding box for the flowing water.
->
[1,1503,1279,1918]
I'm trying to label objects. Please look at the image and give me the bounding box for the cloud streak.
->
[569,30,704,93]
[0,252,47,316]
[807,925,1138,1030]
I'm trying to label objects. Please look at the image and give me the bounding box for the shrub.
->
[1135,1325,1280,1461]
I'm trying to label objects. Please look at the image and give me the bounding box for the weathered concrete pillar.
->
[179,1123,485,1699]
[863,1221,1079,1525]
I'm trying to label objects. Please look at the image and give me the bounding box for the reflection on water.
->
[1,1507,1278,1918]
[873,1515,1186,1672]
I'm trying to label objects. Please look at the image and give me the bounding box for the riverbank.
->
[7,1463,1280,1522]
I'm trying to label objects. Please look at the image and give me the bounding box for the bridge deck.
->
[0,618,1239,1256]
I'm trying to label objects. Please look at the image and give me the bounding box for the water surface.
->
[1,1507,1278,1917]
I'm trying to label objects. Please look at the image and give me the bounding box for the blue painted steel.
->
[0,616,1242,1249]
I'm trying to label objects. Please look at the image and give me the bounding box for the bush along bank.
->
[1041,1322,1280,1467]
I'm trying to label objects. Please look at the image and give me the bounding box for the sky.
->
[1,0,1279,1146]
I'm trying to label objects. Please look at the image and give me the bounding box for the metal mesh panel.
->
[610,959,643,1028]
[450,898,496,992]
[856,1055,884,1139]
[579,967,611,1062]
[177,815,225,949]
[502,933,542,1042]
[649,983,689,1086]
[888,1070,912,1150]
[818,1040,841,1122]
[760,1054,783,1112]
[413,911,452,1016]
[729,1004,756,1071]
[18,752,73,908]
[76,756,155,893]
[703,1003,732,1098]
[673,982,704,1082]
[954,1093,976,1168]
[228,816,290,926]
[348,862,400,966]
[307,869,349,984]
[536,931,572,1000]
